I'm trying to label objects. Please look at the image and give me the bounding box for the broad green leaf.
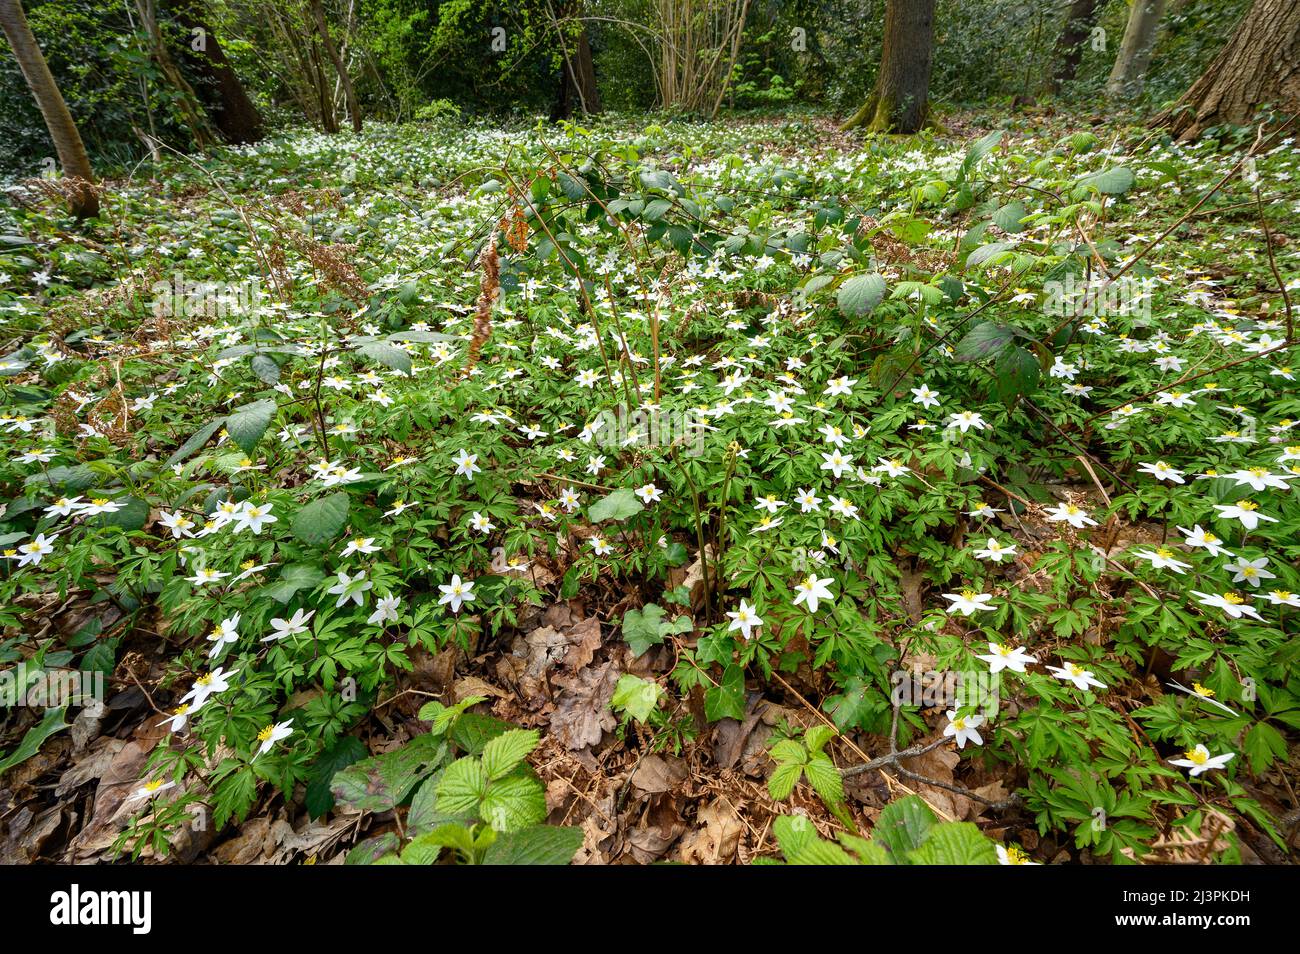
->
[622,603,666,656]
[1077,166,1135,196]
[165,419,223,467]
[992,200,1028,233]
[966,241,1016,269]
[0,707,68,776]
[262,564,326,603]
[479,772,547,832]
[344,832,399,865]
[910,822,998,865]
[449,712,514,755]
[704,664,746,722]
[482,825,583,865]
[400,831,445,865]
[481,729,539,781]
[331,735,444,813]
[992,344,1041,401]
[773,814,818,859]
[768,761,803,801]
[837,273,886,317]
[436,756,489,816]
[954,321,1016,362]
[96,496,148,531]
[249,353,281,385]
[873,795,936,857]
[292,492,349,546]
[225,399,276,455]
[803,753,845,808]
[357,342,412,374]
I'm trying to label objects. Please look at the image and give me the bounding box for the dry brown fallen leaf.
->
[678,799,743,865]
[550,661,620,751]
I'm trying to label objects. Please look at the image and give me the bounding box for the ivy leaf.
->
[622,603,666,655]
[610,674,662,722]
[306,736,367,819]
[587,488,644,523]
[704,664,746,722]
[224,399,276,455]
[824,677,875,731]
[837,273,886,317]
[292,493,350,546]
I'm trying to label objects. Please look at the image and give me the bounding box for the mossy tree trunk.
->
[841,0,935,134]
[0,0,99,217]
[1155,0,1300,140]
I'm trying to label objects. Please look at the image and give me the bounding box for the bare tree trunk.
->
[841,0,936,133]
[650,0,749,116]
[567,23,601,114]
[548,2,601,119]
[1106,0,1167,100]
[171,0,263,144]
[0,0,98,217]
[1050,0,1105,92]
[1155,0,1300,140]
[134,0,218,146]
[309,0,361,132]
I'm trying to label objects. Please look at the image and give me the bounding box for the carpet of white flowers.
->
[0,115,1297,864]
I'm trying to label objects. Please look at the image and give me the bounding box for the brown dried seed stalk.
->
[462,226,501,378]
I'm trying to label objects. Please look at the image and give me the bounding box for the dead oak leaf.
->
[550,662,619,751]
